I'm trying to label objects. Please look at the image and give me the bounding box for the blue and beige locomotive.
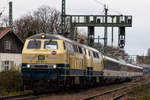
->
[21,33,143,92]
[22,33,103,91]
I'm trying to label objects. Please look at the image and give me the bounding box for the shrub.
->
[0,68,23,93]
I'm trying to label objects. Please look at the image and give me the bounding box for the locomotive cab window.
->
[44,41,58,50]
[27,40,41,49]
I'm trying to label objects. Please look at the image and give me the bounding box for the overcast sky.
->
[0,0,150,56]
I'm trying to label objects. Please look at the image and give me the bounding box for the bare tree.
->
[33,5,61,33]
[14,5,61,39]
[14,14,38,39]
[14,5,72,40]
[0,16,9,27]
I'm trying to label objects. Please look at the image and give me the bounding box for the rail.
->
[0,93,38,100]
[80,86,130,100]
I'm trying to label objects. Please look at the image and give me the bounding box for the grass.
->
[128,83,150,100]
[1,90,32,96]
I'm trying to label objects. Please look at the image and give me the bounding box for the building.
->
[0,27,24,71]
[137,56,150,64]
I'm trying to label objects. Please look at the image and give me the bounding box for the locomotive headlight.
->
[27,64,31,68]
[53,65,57,69]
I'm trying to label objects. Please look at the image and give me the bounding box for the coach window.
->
[63,42,66,50]
[96,53,99,58]
[95,52,98,58]
[92,52,96,58]
[93,52,97,58]
[78,46,83,54]
[27,40,41,49]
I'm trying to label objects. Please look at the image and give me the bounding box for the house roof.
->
[0,27,24,44]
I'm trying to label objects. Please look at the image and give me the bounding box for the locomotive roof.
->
[28,33,64,39]
[28,33,99,52]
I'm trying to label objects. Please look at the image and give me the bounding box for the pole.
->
[104,5,108,53]
[61,0,66,34]
[111,16,114,47]
[111,27,114,47]
[0,12,2,16]
[9,1,13,27]
[98,36,100,50]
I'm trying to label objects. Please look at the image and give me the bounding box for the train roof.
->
[28,33,100,52]
[119,60,126,65]
[104,56,143,70]
[126,63,143,69]
[103,56,120,63]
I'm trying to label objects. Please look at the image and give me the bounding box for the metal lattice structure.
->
[67,15,132,48]
[61,0,132,53]
[9,1,13,27]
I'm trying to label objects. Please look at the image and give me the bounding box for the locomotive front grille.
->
[34,65,49,68]
[30,64,54,69]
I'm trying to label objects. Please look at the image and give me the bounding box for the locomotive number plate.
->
[38,55,45,60]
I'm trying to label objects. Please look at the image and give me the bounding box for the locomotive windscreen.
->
[44,41,58,50]
[27,40,41,49]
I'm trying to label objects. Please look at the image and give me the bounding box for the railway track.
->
[0,78,147,100]
[80,79,148,100]
[0,85,130,100]
[110,92,129,100]
[80,85,131,100]
[0,94,39,100]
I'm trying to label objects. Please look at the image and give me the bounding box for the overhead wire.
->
[108,7,123,15]
[39,0,48,6]
[92,0,106,15]
[93,0,105,7]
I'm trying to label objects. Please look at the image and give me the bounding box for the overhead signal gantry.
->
[61,0,132,53]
